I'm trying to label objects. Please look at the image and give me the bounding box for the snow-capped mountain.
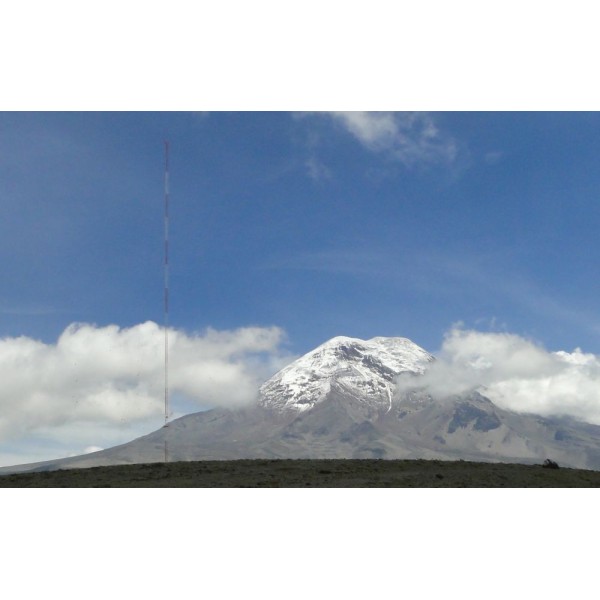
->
[4,334,600,473]
[258,335,433,413]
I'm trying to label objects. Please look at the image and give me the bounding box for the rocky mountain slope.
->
[4,335,600,473]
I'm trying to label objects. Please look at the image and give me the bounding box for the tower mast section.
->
[164,141,170,430]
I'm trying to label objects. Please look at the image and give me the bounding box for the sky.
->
[3,110,600,465]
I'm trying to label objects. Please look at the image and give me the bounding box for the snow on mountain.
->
[258,335,433,413]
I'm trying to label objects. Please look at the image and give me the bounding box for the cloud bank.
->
[0,321,290,447]
[397,327,600,425]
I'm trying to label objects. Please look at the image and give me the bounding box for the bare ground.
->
[1,458,600,487]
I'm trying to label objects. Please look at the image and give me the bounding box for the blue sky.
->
[3,110,600,465]
[3,111,600,353]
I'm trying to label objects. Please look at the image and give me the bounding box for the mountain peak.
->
[258,335,433,413]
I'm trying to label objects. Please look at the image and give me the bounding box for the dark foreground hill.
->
[2,458,600,487]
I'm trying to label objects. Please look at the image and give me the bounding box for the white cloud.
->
[397,327,600,424]
[0,321,290,463]
[326,111,458,166]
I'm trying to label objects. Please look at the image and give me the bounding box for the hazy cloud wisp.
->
[326,111,458,166]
